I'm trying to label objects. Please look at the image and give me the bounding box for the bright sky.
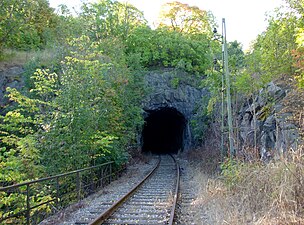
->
[49,0,284,50]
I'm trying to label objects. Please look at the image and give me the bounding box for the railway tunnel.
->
[142,107,186,154]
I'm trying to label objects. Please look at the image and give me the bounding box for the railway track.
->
[74,155,180,225]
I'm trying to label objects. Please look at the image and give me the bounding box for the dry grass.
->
[0,48,58,70]
[186,146,221,176]
[190,146,304,225]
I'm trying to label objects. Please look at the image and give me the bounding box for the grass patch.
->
[0,48,58,69]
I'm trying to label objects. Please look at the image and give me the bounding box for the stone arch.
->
[141,69,209,152]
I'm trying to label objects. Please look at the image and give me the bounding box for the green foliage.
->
[206,96,217,115]
[201,40,245,116]
[234,71,256,95]
[0,0,57,51]
[190,114,210,143]
[0,86,45,222]
[243,2,304,89]
[201,68,221,93]
[285,0,304,15]
[36,36,143,174]
[256,104,273,121]
[220,159,238,188]
[220,159,248,189]
[291,25,304,88]
[48,4,84,47]
[0,76,54,185]
[292,46,304,88]
[158,1,215,35]
[123,1,216,74]
[0,1,216,222]
[0,34,144,223]
[171,77,180,89]
[80,0,147,41]
[228,41,245,75]
[1,34,144,178]
[126,26,212,74]
[246,11,298,82]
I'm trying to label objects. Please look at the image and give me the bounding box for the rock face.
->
[142,69,209,151]
[238,82,300,159]
[0,65,25,113]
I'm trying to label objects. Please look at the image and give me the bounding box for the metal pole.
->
[56,177,60,207]
[221,22,225,160]
[26,184,30,225]
[77,172,81,201]
[222,18,235,158]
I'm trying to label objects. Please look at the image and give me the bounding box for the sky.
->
[49,0,284,50]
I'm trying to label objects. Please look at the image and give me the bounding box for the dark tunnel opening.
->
[142,108,186,154]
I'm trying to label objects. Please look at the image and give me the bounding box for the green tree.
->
[36,36,143,174]
[292,34,304,88]
[228,41,245,75]
[0,0,57,51]
[80,0,147,41]
[1,33,144,176]
[247,12,298,84]
[285,0,304,87]
[0,69,57,184]
[285,0,304,14]
[48,4,83,47]
[158,1,215,35]
[0,0,27,49]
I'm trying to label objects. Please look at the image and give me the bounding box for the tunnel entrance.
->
[142,107,186,154]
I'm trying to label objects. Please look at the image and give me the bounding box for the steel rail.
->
[168,154,180,225]
[89,157,161,225]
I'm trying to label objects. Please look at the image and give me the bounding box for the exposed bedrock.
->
[141,69,209,153]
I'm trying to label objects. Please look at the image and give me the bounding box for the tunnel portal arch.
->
[142,107,186,154]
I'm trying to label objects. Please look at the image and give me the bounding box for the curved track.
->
[75,155,180,225]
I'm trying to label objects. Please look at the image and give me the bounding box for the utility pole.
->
[213,18,235,159]
[222,18,235,158]
[221,31,225,160]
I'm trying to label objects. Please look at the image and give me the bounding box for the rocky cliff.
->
[238,81,302,159]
